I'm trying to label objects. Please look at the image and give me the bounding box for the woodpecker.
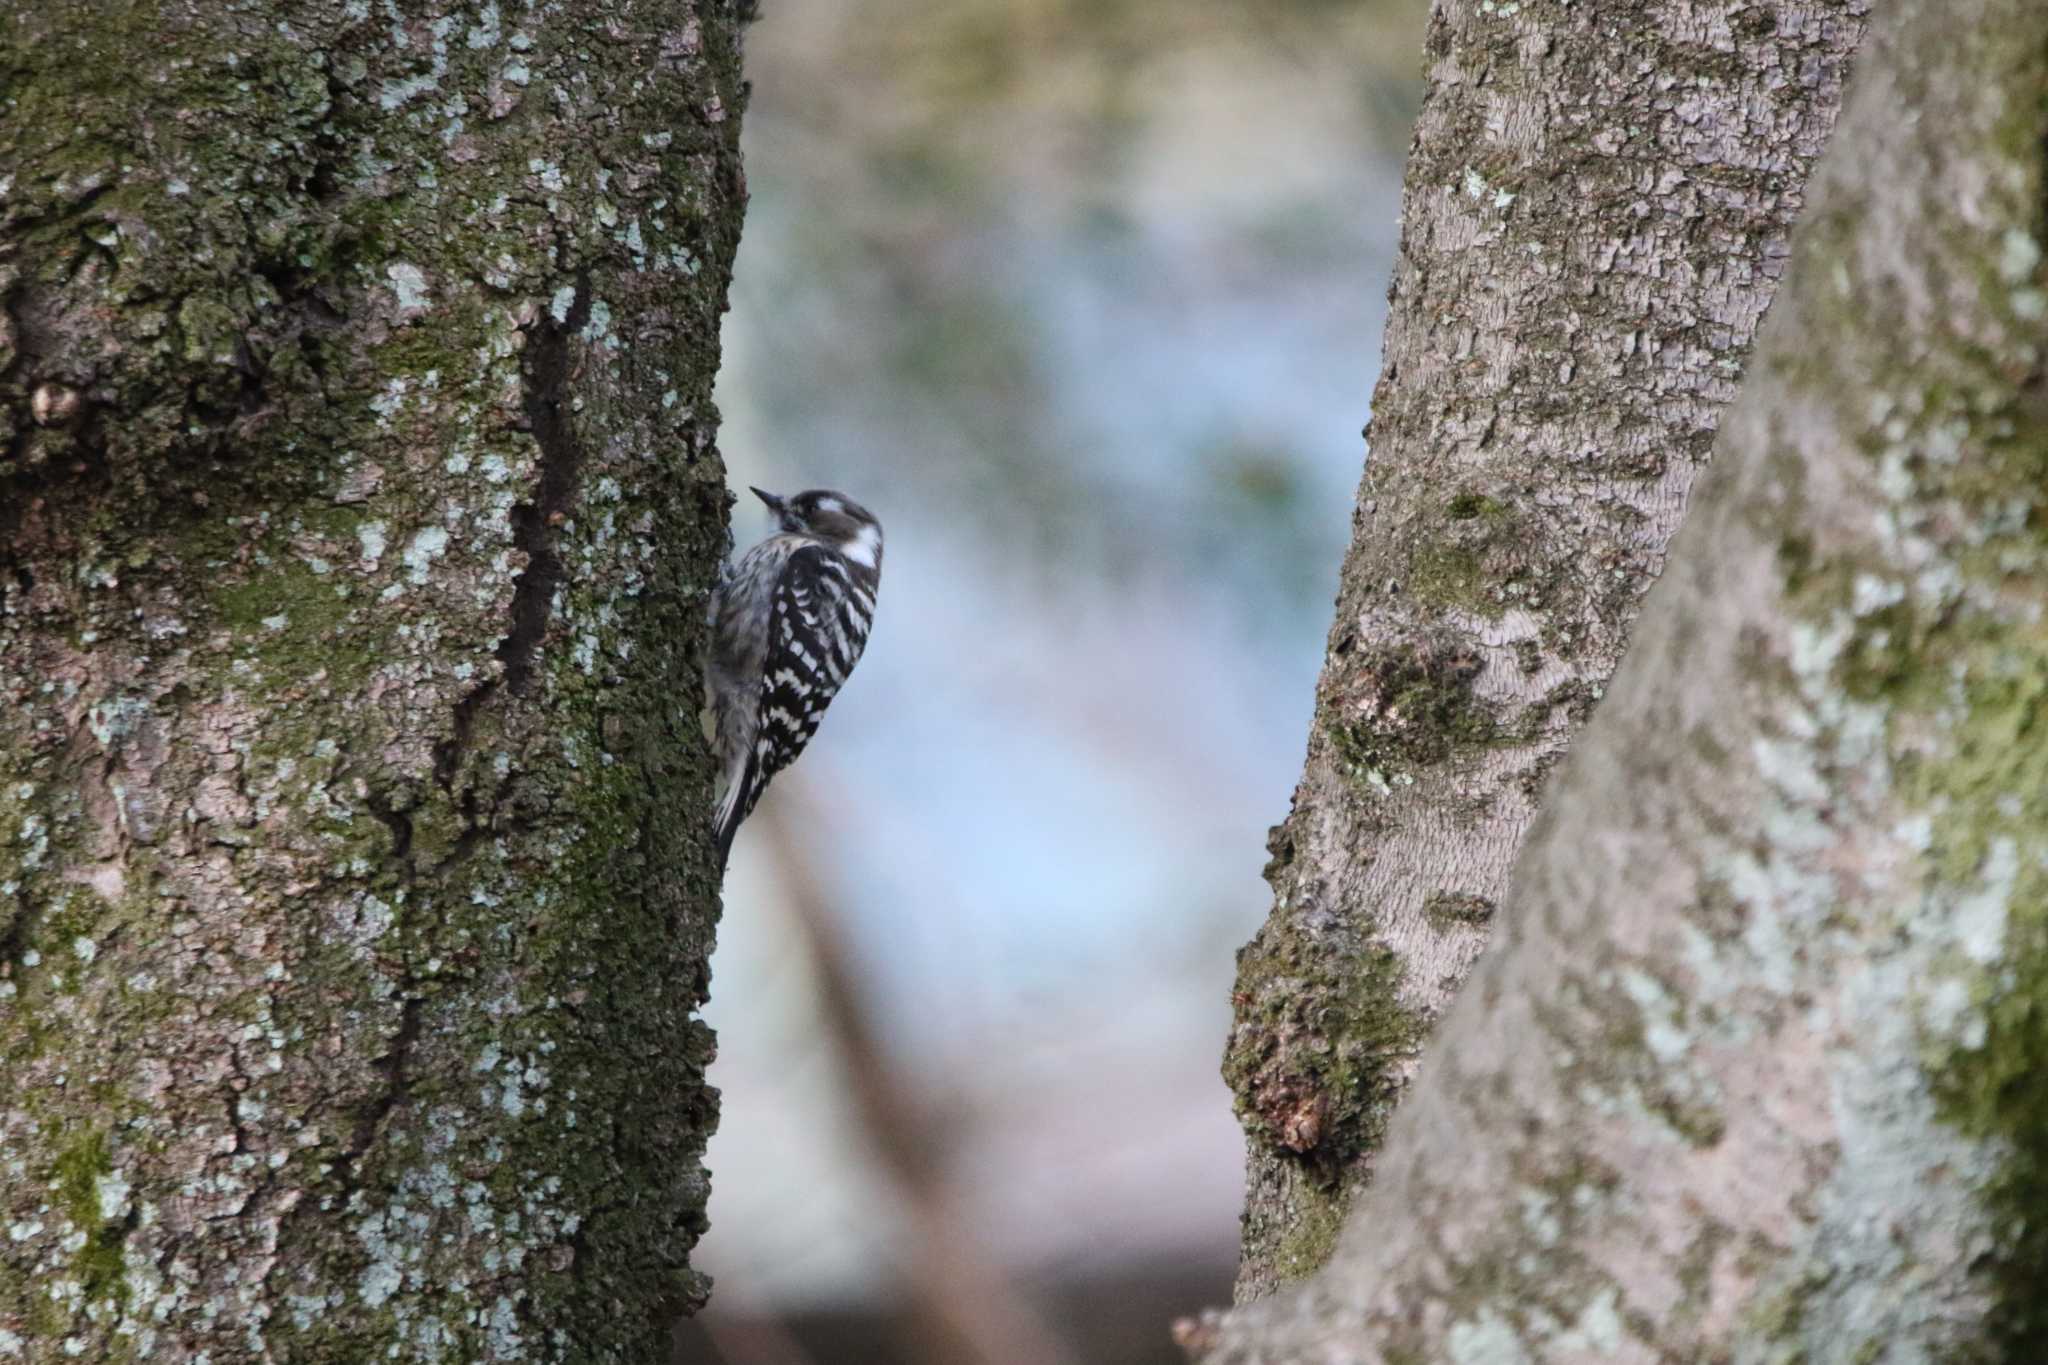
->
[707,486,883,870]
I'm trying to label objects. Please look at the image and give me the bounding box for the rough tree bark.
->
[0,3,746,1361]
[1225,0,1868,1298]
[1197,0,2048,1357]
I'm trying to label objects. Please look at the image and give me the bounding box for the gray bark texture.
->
[0,3,747,1361]
[1196,0,2048,1357]
[1225,0,1869,1298]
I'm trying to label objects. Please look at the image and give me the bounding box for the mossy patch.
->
[52,1127,111,1225]
[1926,676,2048,1356]
[1406,489,1537,617]
[1445,490,1507,522]
[1225,928,1427,1179]
[1742,1266,1834,1354]
[53,1126,130,1302]
[1267,1179,1353,1283]
[1409,541,1487,610]
[1326,641,1498,777]
[1422,890,1496,928]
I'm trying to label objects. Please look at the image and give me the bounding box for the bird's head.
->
[752,487,884,570]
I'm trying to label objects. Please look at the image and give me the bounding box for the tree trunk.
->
[1196,0,2048,1356]
[1226,0,1868,1298]
[0,4,746,1360]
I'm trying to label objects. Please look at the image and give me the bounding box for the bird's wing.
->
[715,545,874,863]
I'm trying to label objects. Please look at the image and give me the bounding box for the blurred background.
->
[677,2,1426,1361]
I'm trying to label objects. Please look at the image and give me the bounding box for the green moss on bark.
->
[1225,929,1427,1185]
[1265,1177,1353,1284]
[1324,641,1497,779]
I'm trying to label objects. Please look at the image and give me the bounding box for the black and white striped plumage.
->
[708,487,882,870]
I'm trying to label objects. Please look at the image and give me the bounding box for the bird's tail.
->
[713,749,756,874]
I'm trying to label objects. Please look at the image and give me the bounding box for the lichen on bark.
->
[0,3,748,1360]
[1228,0,1871,1298]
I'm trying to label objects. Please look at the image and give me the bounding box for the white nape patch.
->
[842,522,881,569]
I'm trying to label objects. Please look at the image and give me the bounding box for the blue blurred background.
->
[680,3,1424,1360]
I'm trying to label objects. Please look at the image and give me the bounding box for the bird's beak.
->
[750,486,785,514]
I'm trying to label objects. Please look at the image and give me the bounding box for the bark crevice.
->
[435,274,593,795]
[505,273,595,695]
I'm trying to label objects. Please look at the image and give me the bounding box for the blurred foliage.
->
[697,0,1435,1327]
[725,0,1429,612]
[838,0,1427,132]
